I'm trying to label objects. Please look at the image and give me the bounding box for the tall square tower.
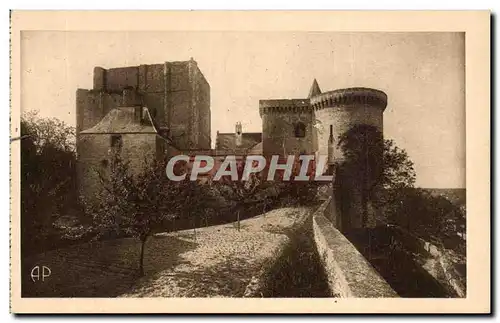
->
[76,58,211,150]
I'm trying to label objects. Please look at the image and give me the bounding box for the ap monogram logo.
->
[30,266,51,282]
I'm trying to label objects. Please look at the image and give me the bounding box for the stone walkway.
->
[123,207,310,297]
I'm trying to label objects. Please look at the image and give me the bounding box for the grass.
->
[261,215,331,297]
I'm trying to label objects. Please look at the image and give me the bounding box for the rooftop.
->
[215,132,262,151]
[80,107,157,134]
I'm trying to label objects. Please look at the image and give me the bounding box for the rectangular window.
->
[294,122,306,138]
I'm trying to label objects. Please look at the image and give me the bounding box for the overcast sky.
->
[21,31,465,188]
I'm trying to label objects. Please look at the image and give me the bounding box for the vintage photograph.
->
[9,11,490,314]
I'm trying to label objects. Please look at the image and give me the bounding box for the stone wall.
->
[192,65,211,149]
[314,104,384,159]
[77,133,160,203]
[260,99,315,156]
[140,64,166,126]
[311,88,387,159]
[163,61,210,149]
[76,89,122,137]
[331,166,367,230]
[313,198,398,297]
[244,199,398,298]
[105,66,140,92]
[77,60,211,151]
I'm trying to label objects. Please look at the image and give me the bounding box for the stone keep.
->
[76,59,211,202]
[76,59,211,150]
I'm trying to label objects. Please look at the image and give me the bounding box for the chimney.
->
[235,122,243,147]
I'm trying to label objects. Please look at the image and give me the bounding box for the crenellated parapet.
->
[259,99,312,116]
[310,87,387,111]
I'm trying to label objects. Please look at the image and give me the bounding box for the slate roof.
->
[80,107,157,134]
[248,142,263,155]
[215,132,262,150]
[308,78,322,98]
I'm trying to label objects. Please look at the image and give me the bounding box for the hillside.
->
[422,188,466,207]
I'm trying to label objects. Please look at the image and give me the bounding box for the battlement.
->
[92,58,209,93]
[259,99,311,116]
[310,87,387,111]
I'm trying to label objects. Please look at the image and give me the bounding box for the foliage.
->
[337,124,417,225]
[20,111,77,254]
[276,181,322,206]
[213,157,271,230]
[380,139,416,189]
[90,154,183,275]
[337,124,385,225]
[336,123,464,252]
[260,155,323,207]
[176,177,220,237]
[386,188,466,247]
[375,139,417,208]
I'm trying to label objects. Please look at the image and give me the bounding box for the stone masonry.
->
[76,60,388,231]
[76,59,211,202]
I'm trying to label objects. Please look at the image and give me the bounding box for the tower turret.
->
[311,87,387,161]
[308,79,322,98]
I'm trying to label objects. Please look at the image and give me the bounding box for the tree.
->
[336,124,466,257]
[386,188,466,254]
[338,124,417,222]
[214,157,266,231]
[375,139,417,209]
[20,111,77,254]
[91,155,181,276]
[337,124,385,227]
[177,178,217,240]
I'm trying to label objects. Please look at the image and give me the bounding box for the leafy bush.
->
[20,111,77,254]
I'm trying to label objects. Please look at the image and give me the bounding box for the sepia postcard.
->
[10,10,490,314]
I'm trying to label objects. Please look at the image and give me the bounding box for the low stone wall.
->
[313,199,398,298]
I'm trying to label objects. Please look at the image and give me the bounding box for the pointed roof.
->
[308,79,322,98]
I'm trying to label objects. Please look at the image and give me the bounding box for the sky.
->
[20,31,465,188]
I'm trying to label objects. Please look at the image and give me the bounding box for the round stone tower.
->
[311,87,388,163]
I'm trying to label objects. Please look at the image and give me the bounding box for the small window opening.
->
[294,122,306,138]
[111,135,123,149]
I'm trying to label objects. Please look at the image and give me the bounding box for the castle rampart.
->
[312,88,387,160]
[259,99,311,116]
[259,99,316,156]
[310,88,387,111]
